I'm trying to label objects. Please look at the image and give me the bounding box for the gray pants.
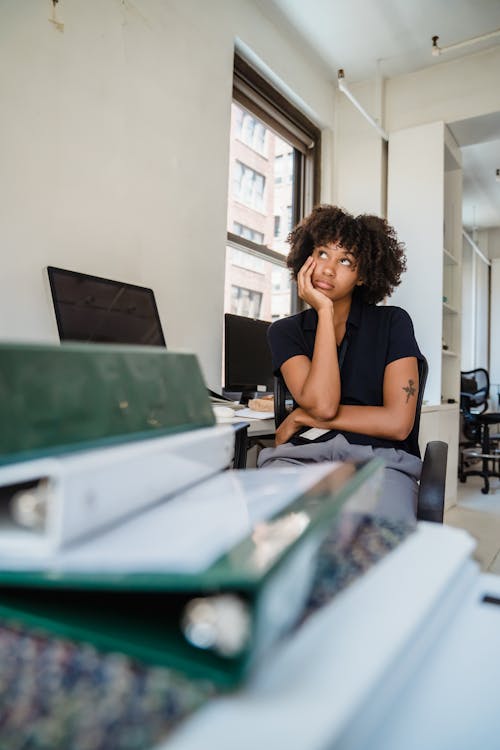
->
[257,434,422,524]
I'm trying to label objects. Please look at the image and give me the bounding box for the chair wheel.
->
[481,486,489,495]
[459,476,466,483]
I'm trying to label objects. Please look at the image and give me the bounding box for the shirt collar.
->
[303,287,363,331]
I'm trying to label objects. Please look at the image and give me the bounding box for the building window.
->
[274,149,293,186]
[231,286,263,318]
[274,154,283,184]
[225,53,321,329]
[274,215,281,237]
[230,247,265,274]
[233,222,265,245]
[232,161,266,212]
[235,110,267,155]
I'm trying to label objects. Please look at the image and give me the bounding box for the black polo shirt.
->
[268,289,423,456]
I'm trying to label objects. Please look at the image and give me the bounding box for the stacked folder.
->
[0,343,384,691]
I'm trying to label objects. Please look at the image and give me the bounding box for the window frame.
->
[228,53,321,316]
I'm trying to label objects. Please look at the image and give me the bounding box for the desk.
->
[244,416,275,439]
[216,415,275,468]
[214,411,275,439]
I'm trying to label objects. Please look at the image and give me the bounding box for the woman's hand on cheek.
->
[297,256,332,312]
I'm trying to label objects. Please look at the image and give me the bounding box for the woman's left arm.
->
[275,356,419,446]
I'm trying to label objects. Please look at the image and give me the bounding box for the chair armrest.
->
[417,440,448,523]
[274,376,288,429]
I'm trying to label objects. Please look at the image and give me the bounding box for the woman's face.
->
[310,242,362,303]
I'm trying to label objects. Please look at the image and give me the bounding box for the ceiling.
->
[262,0,500,231]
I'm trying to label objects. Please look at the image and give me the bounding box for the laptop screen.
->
[47,266,166,347]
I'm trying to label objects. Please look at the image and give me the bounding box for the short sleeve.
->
[386,308,422,365]
[268,316,309,375]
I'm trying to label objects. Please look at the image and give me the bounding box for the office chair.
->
[459,368,500,494]
[274,356,448,523]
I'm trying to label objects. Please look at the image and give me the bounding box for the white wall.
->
[386,46,500,132]
[477,228,500,260]
[387,122,445,405]
[490,259,500,395]
[461,242,474,371]
[475,257,489,370]
[461,233,491,376]
[334,46,500,220]
[489,229,500,259]
[0,0,335,389]
[333,81,386,216]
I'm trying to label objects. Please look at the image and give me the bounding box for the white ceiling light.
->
[432,28,500,56]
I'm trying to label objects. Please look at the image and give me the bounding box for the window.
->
[233,222,264,245]
[274,215,281,237]
[230,247,265,274]
[274,154,283,184]
[230,286,263,318]
[274,149,293,185]
[225,53,321,327]
[235,110,267,155]
[233,161,266,212]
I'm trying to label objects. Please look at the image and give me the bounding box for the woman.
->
[257,205,423,523]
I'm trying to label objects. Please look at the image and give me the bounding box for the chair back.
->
[273,374,290,429]
[460,368,489,415]
[408,356,428,458]
[274,355,428,457]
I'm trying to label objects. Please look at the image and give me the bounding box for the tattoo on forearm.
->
[402,379,416,403]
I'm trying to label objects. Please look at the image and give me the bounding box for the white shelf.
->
[442,349,458,357]
[422,402,458,413]
[442,302,458,315]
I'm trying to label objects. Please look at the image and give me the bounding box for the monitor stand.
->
[207,389,234,403]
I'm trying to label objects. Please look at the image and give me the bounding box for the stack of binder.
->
[0,459,384,687]
[0,343,385,746]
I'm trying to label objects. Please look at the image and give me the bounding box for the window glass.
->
[233,222,265,245]
[224,246,291,323]
[230,286,263,318]
[228,103,295,257]
[224,54,320,331]
[226,104,296,322]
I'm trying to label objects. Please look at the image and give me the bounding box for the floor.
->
[445,470,500,574]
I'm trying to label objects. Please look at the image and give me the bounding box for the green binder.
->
[0,459,383,688]
[0,342,214,465]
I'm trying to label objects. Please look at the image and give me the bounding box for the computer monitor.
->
[224,313,273,403]
[47,266,166,347]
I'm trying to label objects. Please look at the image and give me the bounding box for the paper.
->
[299,427,331,440]
[236,408,275,420]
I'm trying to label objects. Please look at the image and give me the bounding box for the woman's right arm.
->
[279,257,341,421]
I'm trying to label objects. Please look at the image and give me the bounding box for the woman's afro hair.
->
[286,205,407,304]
